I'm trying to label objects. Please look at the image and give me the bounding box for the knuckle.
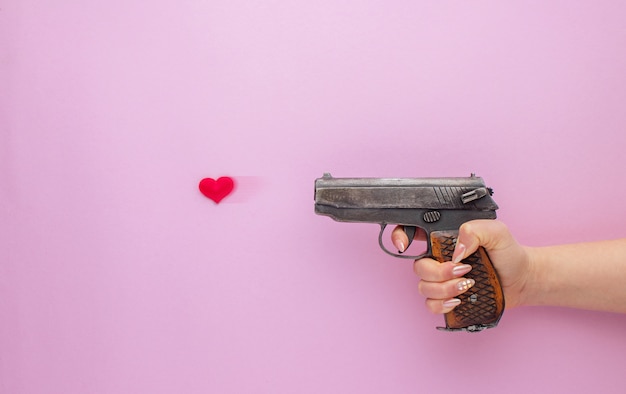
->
[413,259,422,276]
[458,222,477,242]
[420,280,456,299]
[425,299,441,314]
[417,281,427,297]
[414,258,449,281]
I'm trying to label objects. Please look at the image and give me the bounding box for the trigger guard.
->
[378,224,428,260]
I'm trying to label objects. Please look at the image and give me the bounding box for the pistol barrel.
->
[314,173,498,211]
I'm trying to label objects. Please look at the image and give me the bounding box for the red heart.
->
[199,177,235,203]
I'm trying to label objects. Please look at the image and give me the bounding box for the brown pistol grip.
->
[430,230,505,332]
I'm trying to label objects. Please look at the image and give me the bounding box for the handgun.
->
[314,173,504,332]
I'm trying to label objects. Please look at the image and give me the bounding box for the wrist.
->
[518,246,547,307]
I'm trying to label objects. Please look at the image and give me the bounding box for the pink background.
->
[2,1,626,393]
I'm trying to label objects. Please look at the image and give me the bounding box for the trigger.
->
[400,226,417,253]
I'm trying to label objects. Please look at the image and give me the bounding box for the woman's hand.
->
[392,220,532,314]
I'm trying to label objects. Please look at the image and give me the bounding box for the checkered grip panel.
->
[430,230,505,332]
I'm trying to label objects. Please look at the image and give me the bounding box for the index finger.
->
[391,225,426,253]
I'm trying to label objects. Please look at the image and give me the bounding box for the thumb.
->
[451,220,514,263]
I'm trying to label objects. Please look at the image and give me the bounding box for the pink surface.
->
[2,1,626,393]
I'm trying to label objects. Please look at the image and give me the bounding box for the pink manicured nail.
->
[452,264,472,277]
[394,239,405,253]
[456,279,475,292]
[443,298,462,308]
[452,242,466,263]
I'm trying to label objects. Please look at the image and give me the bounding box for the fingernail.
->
[456,278,475,292]
[394,239,405,253]
[443,298,462,308]
[452,242,466,263]
[452,264,472,277]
